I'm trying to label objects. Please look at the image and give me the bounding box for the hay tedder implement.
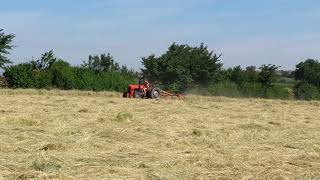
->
[123,80,184,99]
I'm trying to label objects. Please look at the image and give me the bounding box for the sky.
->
[1,0,320,70]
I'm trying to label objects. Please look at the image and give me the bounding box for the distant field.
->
[0,89,320,179]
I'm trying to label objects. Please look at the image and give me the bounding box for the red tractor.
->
[123,80,162,99]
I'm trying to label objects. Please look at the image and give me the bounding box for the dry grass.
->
[0,89,320,179]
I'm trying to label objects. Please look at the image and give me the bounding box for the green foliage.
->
[223,66,261,85]
[217,64,292,99]
[31,50,57,71]
[224,66,248,86]
[279,70,294,78]
[74,68,136,91]
[32,70,53,89]
[0,29,15,68]
[276,77,295,86]
[293,82,320,101]
[263,85,292,99]
[3,32,319,101]
[4,63,32,88]
[4,51,137,92]
[139,42,291,100]
[208,81,291,99]
[258,64,279,88]
[4,63,51,88]
[208,82,263,98]
[292,59,320,100]
[245,66,259,83]
[50,60,76,89]
[239,82,264,98]
[208,81,242,97]
[295,59,320,87]
[141,43,223,91]
[82,53,120,72]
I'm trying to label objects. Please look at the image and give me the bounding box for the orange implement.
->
[161,90,185,100]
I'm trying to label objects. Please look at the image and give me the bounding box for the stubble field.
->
[0,89,320,179]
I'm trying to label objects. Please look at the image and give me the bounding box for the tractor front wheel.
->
[134,90,143,98]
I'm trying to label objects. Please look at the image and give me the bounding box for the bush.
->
[4,63,52,88]
[208,81,241,97]
[50,61,77,89]
[293,82,320,101]
[4,60,137,92]
[239,83,264,98]
[32,70,52,89]
[208,82,265,98]
[264,85,292,99]
[224,66,248,86]
[208,81,292,99]
[4,63,33,88]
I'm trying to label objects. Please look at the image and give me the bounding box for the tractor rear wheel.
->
[151,88,161,99]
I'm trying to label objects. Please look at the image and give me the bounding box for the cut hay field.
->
[0,89,320,179]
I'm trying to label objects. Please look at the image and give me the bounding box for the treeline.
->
[141,44,288,99]
[3,51,137,91]
[1,29,320,100]
[141,43,320,100]
[208,65,291,99]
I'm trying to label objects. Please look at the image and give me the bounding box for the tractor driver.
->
[143,80,150,95]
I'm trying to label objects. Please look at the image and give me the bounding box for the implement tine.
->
[161,90,185,100]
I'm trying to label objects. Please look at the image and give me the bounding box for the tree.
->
[0,29,15,69]
[141,43,223,91]
[245,66,259,83]
[293,81,320,101]
[31,50,57,71]
[295,59,320,87]
[225,66,247,86]
[292,59,320,100]
[82,53,119,72]
[258,64,279,88]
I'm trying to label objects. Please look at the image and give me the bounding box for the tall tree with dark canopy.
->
[293,59,320,100]
[0,29,15,69]
[141,43,223,91]
[258,64,279,88]
[295,59,320,87]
